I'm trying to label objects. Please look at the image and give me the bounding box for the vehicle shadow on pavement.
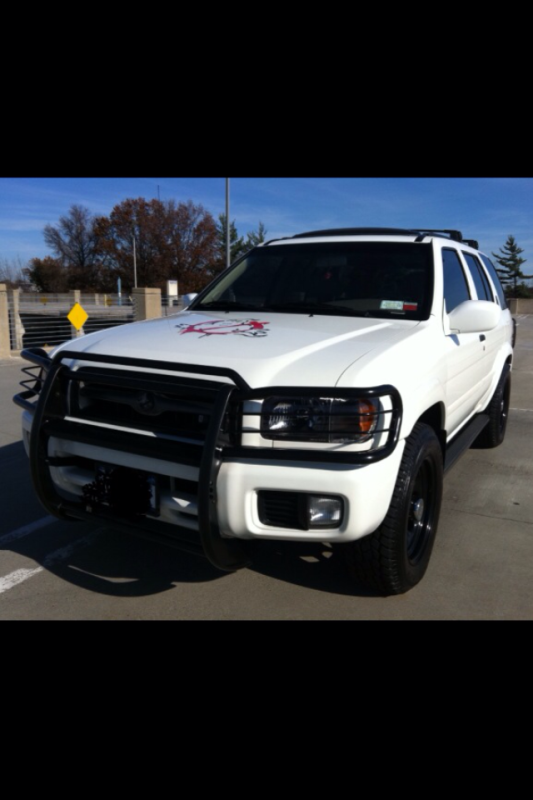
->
[40,534,381,599]
[12,528,379,599]
[3,440,378,599]
[246,540,381,598]
[11,526,225,597]
[1,440,223,597]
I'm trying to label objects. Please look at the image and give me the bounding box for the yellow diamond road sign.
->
[68,302,88,331]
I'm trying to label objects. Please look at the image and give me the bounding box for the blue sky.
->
[1,178,532,277]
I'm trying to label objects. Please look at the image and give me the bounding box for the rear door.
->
[459,251,505,397]
[441,247,489,435]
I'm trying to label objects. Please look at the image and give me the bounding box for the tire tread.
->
[343,423,443,595]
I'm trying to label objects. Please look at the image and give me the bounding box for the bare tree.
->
[44,204,108,289]
[0,256,27,287]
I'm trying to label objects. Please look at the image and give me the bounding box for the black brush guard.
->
[14,348,402,572]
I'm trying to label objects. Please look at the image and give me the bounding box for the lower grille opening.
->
[257,491,308,530]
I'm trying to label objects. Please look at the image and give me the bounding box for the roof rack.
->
[414,231,479,249]
[264,228,480,250]
[413,229,463,242]
[292,227,422,238]
[290,227,468,243]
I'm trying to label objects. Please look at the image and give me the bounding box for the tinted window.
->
[443,248,470,313]
[463,253,493,301]
[194,242,434,320]
[479,255,508,308]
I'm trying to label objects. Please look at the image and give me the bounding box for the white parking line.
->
[0,530,102,595]
[0,516,55,545]
[0,567,43,593]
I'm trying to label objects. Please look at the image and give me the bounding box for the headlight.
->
[261,396,378,443]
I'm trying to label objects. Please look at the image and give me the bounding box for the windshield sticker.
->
[380,300,418,312]
[175,318,270,338]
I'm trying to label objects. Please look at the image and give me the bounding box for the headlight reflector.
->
[261,396,378,443]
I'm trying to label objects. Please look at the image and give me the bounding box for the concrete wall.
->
[508,298,533,314]
[132,287,162,320]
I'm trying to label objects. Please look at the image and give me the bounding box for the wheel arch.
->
[416,403,447,461]
[482,353,513,416]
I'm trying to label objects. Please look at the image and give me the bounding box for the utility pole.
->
[226,178,230,269]
[133,234,137,288]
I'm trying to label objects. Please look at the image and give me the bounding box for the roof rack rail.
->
[263,236,292,245]
[463,239,479,249]
[414,229,463,242]
[290,227,469,243]
[292,227,422,238]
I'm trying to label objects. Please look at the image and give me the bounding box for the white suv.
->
[15,228,514,594]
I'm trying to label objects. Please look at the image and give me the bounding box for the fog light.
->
[308,496,343,528]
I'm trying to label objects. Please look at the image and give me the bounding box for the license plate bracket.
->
[86,464,160,517]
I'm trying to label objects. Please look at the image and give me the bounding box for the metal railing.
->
[161,295,184,316]
[8,292,135,350]
[3,289,188,354]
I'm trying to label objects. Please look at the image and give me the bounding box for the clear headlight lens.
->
[261,396,379,443]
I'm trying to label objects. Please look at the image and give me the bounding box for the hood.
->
[58,310,420,388]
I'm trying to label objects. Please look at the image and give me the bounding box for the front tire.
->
[343,423,443,595]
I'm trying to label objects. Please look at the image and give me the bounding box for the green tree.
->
[244,220,267,249]
[215,216,267,273]
[492,235,533,297]
[23,257,68,292]
[216,214,245,269]
[512,282,533,298]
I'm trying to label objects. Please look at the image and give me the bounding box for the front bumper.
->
[15,348,403,571]
[216,448,405,541]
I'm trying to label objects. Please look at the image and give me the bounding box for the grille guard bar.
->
[18,348,252,572]
[14,347,403,570]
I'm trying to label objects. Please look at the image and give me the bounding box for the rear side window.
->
[479,255,508,308]
[442,248,470,313]
[462,253,493,301]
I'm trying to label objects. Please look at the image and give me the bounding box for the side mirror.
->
[448,300,501,333]
[182,293,198,308]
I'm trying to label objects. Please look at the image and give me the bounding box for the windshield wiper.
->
[266,302,366,317]
[195,300,374,318]
[194,301,265,312]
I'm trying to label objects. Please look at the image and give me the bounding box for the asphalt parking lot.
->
[1,317,532,619]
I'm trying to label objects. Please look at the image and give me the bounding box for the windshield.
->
[193,241,433,320]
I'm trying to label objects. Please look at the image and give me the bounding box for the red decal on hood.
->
[176,318,270,337]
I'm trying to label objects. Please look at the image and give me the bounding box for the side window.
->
[442,248,471,313]
[479,254,508,309]
[462,253,493,301]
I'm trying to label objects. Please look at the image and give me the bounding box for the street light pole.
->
[226,177,230,269]
[133,234,137,288]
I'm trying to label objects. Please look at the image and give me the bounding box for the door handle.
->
[479,334,486,342]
